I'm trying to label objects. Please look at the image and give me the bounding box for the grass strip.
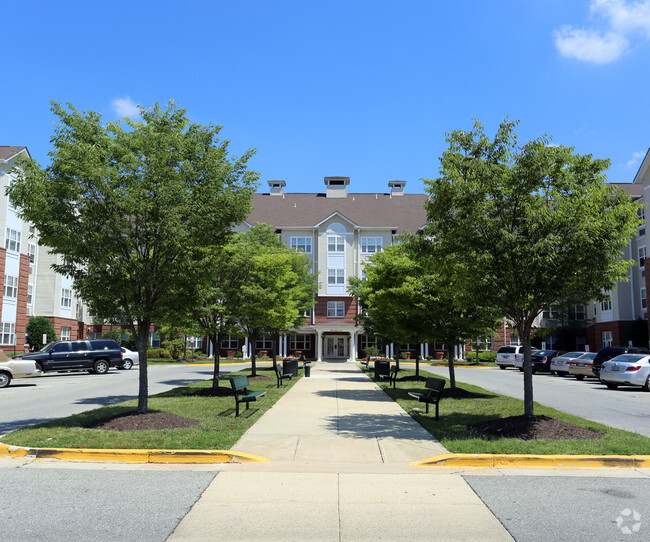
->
[2,369,294,450]
[369,368,650,455]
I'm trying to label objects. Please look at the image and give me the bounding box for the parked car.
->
[16,339,123,374]
[591,346,650,377]
[599,354,650,390]
[567,352,597,380]
[550,351,587,376]
[120,347,139,370]
[0,355,41,388]
[496,345,524,369]
[517,350,565,373]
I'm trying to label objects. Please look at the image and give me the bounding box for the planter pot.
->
[293,351,303,358]
[258,350,268,358]
[402,352,412,360]
[226,350,235,358]
[435,352,445,360]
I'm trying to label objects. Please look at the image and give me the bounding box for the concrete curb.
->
[412,453,650,469]
[0,443,270,464]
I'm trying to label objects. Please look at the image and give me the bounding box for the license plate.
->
[610,366,619,372]
[577,363,584,367]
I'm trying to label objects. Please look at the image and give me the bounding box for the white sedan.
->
[0,356,41,388]
[550,351,588,376]
[119,347,139,370]
[599,354,650,390]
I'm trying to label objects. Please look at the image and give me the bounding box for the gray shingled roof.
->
[247,192,429,234]
[0,146,28,160]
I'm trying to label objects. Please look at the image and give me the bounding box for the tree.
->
[9,101,258,413]
[350,237,499,386]
[25,316,57,350]
[233,225,318,377]
[422,119,640,415]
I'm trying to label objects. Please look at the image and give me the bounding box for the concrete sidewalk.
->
[169,361,513,541]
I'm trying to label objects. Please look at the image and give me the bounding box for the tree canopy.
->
[422,119,641,415]
[9,101,258,413]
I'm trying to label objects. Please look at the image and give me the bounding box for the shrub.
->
[364,346,380,358]
[25,316,57,350]
[162,339,183,359]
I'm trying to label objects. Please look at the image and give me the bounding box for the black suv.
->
[19,339,122,374]
[591,346,650,377]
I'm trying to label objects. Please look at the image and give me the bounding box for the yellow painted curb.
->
[0,443,269,464]
[412,453,650,469]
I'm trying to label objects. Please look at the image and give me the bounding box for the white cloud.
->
[626,150,646,168]
[111,96,141,119]
[553,26,628,63]
[554,0,650,63]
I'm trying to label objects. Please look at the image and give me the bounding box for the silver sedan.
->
[567,352,597,380]
[599,354,650,390]
[120,347,140,370]
[550,351,587,376]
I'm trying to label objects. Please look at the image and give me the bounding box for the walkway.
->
[169,361,513,541]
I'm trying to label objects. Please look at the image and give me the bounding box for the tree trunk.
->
[520,321,535,416]
[136,320,150,414]
[394,343,401,371]
[447,344,456,389]
[250,330,258,377]
[415,351,420,377]
[211,331,221,389]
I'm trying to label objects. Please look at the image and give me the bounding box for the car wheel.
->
[0,371,11,388]
[120,359,133,370]
[605,383,619,390]
[644,376,650,392]
[93,360,110,375]
[518,368,524,372]
[551,371,557,375]
[575,375,585,381]
[499,365,506,370]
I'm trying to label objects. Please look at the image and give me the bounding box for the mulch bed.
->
[469,415,603,440]
[89,412,200,432]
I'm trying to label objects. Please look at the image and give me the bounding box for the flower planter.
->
[258,350,268,358]
[435,352,445,360]
[226,350,235,358]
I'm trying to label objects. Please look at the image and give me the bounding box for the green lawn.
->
[370,368,650,455]
[2,368,295,450]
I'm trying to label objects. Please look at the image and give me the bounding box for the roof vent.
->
[268,180,286,196]
[388,180,406,196]
[324,176,350,198]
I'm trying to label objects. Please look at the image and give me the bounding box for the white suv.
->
[495,345,539,370]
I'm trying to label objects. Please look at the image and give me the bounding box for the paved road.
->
[0,363,242,434]
[424,366,650,437]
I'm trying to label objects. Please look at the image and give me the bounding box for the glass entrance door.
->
[325,336,348,358]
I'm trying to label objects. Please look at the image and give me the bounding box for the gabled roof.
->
[610,182,643,199]
[0,146,29,161]
[633,149,650,186]
[247,192,429,234]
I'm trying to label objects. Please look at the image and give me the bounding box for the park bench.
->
[274,363,294,388]
[229,375,267,417]
[408,377,445,420]
[378,365,399,388]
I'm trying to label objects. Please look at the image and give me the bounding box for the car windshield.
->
[609,354,647,363]
[39,342,56,352]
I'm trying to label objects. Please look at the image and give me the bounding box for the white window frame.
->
[1,322,15,345]
[327,268,345,285]
[602,331,613,347]
[60,327,71,341]
[327,236,344,253]
[639,246,646,269]
[360,334,379,349]
[28,243,36,263]
[220,334,239,349]
[642,288,647,310]
[601,299,612,312]
[290,236,312,253]
[290,334,311,350]
[27,284,33,305]
[327,301,345,318]
[5,228,21,253]
[256,336,274,349]
[361,237,382,254]
[61,288,72,309]
[3,275,18,299]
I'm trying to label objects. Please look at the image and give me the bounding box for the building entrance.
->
[324,335,348,358]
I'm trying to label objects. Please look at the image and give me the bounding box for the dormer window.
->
[268,180,286,196]
[324,177,350,198]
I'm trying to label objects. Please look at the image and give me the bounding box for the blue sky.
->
[3,0,650,193]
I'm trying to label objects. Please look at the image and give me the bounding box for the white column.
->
[244,337,249,359]
[316,330,322,361]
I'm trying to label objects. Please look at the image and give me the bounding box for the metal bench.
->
[408,377,445,420]
[229,375,266,417]
[378,365,399,388]
[274,363,293,388]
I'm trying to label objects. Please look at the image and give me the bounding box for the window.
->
[194,337,203,349]
[642,288,647,310]
[327,268,345,285]
[28,243,36,263]
[360,335,380,349]
[602,331,613,347]
[290,334,311,350]
[639,206,646,223]
[76,303,83,321]
[639,246,646,268]
[3,276,18,299]
[256,336,274,349]
[290,237,312,253]
[60,327,71,341]
[601,299,612,312]
[361,237,382,254]
[221,334,240,349]
[27,285,33,305]
[327,236,344,252]
[482,335,493,350]
[61,288,72,308]
[1,322,15,345]
[327,301,345,317]
[5,228,21,252]
[510,334,520,345]
[568,304,586,321]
